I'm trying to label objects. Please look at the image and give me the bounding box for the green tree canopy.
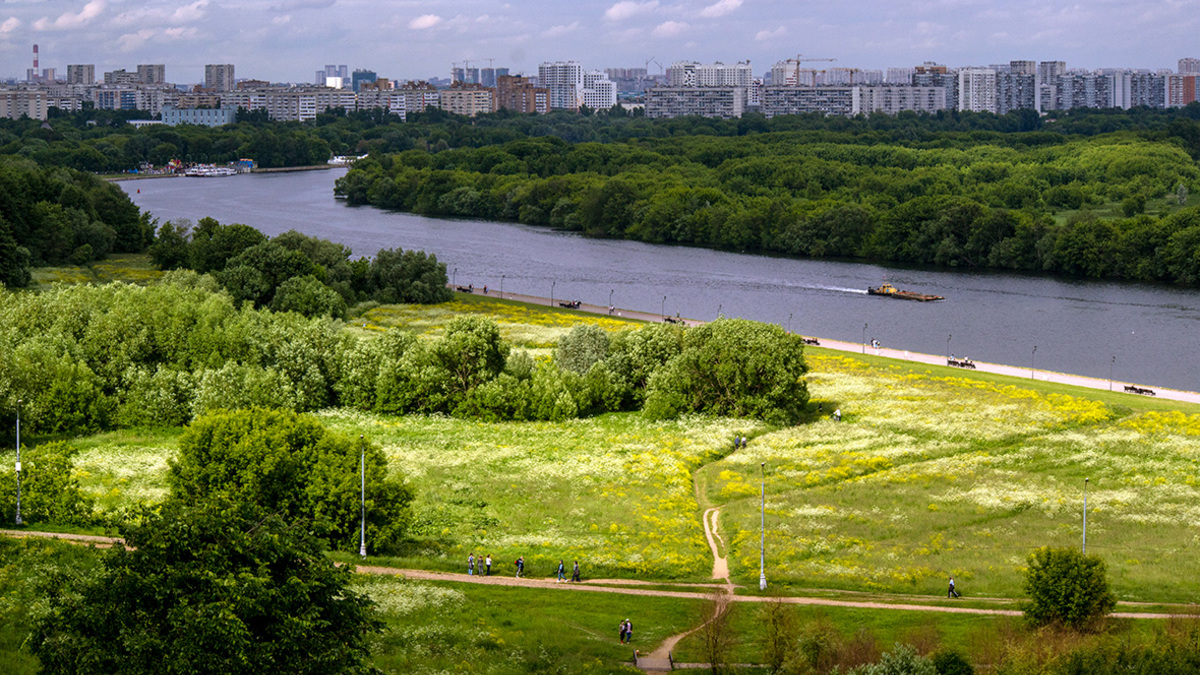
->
[1022,546,1117,629]
[167,408,414,551]
[30,500,381,675]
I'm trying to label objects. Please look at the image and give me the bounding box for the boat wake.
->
[813,285,868,294]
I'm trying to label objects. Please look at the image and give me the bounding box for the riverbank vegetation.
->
[337,129,1200,285]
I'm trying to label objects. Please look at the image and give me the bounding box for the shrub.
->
[555,324,610,374]
[271,274,348,319]
[0,441,94,525]
[1022,546,1117,630]
[850,643,937,675]
[930,649,974,675]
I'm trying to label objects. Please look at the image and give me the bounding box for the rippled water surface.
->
[125,169,1200,392]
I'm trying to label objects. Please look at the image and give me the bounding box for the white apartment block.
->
[670,61,753,87]
[646,86,748,118]
[958,68,998,112]
[582,70,616,110]
[886,68,914,84]
[538,61,584,110]
[856,85,947,115]
[440,87,495,117]
[0,89,48,120]
[1180,58,1200,75]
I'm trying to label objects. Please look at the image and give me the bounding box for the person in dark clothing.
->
[949,576,960,598]
[571,560,581,582]
[515,556,524,578]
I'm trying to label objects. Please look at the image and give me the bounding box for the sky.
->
[1,0,1198,84]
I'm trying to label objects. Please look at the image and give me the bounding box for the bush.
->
[1022,546,1117,629]
[850,643,937,675]
[555,324,610,374]
[168,408,414,552]
[644,318,809,425]
[930,649,974,675]
[0,441,94,525]
[270,274,348,319]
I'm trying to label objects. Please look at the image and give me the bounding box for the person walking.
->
[515,555,524,578]
[571,560,580,583]
[625,619,633,644]
[948,576,960,598]
[557,560,566,583]
[468,553,475,576]
[618,619,627,644]
[485,554,492,576]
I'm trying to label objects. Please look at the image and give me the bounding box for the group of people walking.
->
[467,554,580,582]
[618,618,634,644]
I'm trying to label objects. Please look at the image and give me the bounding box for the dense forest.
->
[336,122,1200,285]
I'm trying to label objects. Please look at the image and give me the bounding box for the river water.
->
[124,169,1200,393]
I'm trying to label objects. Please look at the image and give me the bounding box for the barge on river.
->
[866,282,944,302]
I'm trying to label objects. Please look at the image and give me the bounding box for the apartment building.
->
[66,64,95,85]
[440,84,495,117]
[856,85,948,115]
[205,64,236,92]
[495,75,549,114]
[0,89,48,120]
[137,64,166,85]
[760,86,854,117]
[582,70,617,110]
[646,86,748,118]
[958,68,998,112]
[538,61,584,110]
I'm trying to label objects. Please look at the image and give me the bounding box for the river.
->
[123,169,1200,393]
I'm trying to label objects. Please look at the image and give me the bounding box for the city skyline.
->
[0,0,1196,85]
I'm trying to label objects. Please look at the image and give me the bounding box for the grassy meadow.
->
[9,294,1200,608]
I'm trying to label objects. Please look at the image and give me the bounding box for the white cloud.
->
[652,20,687,37]
[605,1,658,21]
[755,26,785,40]
[113,0,208,28]
[33,0,105,31]
[0,17,21,33]
[408,13,442,29]
[700,0,741,18]
[543,22,579,37]
[272,15,292,25]
[269,0,336,11]
[171,1,209,22]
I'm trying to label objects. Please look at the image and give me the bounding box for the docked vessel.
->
[184,165,238,177]
[866,282,944,302]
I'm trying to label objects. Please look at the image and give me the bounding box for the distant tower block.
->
[33,44,38,70]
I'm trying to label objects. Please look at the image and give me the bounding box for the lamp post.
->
[862,323,868,354]
[453,267,457,287]
[1109,355,1115,391]
[717,304,722,320]
[359,436,366,559]
[787,313,793,334]
[1031,345,1037,379]
[661,295,666,320]
[501,274,505,299]
[609,289,614,309]
[551,281,556,307]
[759,462,767,591]
[14,399,21,526]
[946,334,952,362]
[1083,477,1088,554]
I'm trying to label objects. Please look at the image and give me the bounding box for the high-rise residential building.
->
[856,85,948,114]
[760,85,853,117]
[104,69,138,86]
[538,61,584,110]
[205,64,235,91]
[886,68,914,84]
[912,67,958,110]
[1053,73,1112,110]
[1128,72,1167,107]
[582,70,617,110]
[996,71,1036,114]
[958,68,997,112]
[1037,61,1066,111]
[316,65,348,85]
[480,67,509,87]
[351,69,377,93]
[452,66,481,84]
[671,61,753,87]
[1167,74,1197,107]
[137,64,166,85]
[66,64,95,85]
[1010,60,1036,76]
[495,75,549,114]
[1179,58,1200,75]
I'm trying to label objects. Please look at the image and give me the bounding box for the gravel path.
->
[3,530,1194,620]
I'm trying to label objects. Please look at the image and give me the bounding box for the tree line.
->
[336,128,1200,285]
[148,218,452,316]
[0,277,809,442]
[5,101,1200,175]
[0,157,153,287]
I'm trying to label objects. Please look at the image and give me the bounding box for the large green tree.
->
[1023,546,1117,629]
[167,408,414,551]
[30,500,381,675]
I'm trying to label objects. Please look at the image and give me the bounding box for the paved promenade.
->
[469,288,1200,406]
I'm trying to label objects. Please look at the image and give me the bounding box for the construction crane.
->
[645,57,664,76]
[791,54,836,86]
